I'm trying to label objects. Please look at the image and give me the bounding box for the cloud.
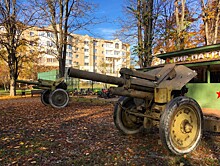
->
[96,28,117,40]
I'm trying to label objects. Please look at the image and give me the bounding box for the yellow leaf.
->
[20,142,24,145]
[38,147,47,150]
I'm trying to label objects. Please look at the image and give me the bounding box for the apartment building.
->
[0,25,131,77]
[34,26,130,76]
[71,35,130,77]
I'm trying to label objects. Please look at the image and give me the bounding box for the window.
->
[47,32,54,38]
[84,41,89,45]
[122,45,127,50]
[75,54,79,58]
[210,65,220,83]
[30,41,34,46]
[47,41,53,47]
[68,35,73,41]
[47,58,56,63]
[93,41,98,46]
[114,51,120,55]
[115,43,119,49]
[106,42,113,48]
[30,32,34,36]
[68,45,72,50]
[84,49,89,52]
[84,56,89,59]
[189,67,207,83]
[39,31,45,36]
[106,50,112,55]
[69,52,73,58]
[84,63,89,66]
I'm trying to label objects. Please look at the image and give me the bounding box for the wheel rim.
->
[121,102,143,130]
[41,90,50,105]
[121,104,142,130]
[50,89,69,107]
[170,105,201,151]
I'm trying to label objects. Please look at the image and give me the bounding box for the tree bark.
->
[142,0,153,67]
[174,0,186,50]
[137,0,143,68]
[200,0,220,45]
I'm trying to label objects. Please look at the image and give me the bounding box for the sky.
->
[75,0,125,40]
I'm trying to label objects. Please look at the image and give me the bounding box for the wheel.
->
[49,89,69,108]
[114,97,143,135]
[41,90,50,106]
[159,96,203,155]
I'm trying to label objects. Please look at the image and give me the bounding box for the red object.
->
[217,91,220,99]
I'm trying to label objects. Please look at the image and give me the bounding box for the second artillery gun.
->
[16,78,69,109]
[67,64,202,155]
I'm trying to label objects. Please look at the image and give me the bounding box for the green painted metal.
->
[186,83,220,109]
[38,70,59,81]
[186,66,220,112]
[157,43,220,59]
[184,60,220,67]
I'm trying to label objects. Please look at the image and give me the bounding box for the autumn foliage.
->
[0,97,219,165]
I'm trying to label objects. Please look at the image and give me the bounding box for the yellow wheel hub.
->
[170,105,199,150]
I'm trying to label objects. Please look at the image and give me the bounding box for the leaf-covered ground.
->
[0,97,219,166]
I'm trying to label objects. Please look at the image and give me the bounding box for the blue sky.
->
[75,0,124,40]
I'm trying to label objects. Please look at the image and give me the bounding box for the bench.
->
[31,89,43,97]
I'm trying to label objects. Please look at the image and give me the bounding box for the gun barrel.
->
[67,68,156,91]
[67,68,125,86]
[16,80,40,86]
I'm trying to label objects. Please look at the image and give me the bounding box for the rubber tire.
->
[159,96,203,155]
[49,89,69,108]
[114,97,143,135]
[41,90,50,106]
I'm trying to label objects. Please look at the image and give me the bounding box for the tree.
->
[200,0,220,45]
[174,0,187,50]
[116,0,162,67]
[0,58,10,91]
[0,0,39,96]
[33,0,98,78]
[142,0,154,67]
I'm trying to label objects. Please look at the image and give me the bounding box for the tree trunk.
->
[200,0,210,45]
[137,0,143,68]
[142,0,153,67]
[213,0,220,44]
[9,52,18,96]
[174,0,186,50]
[10,77,16,96]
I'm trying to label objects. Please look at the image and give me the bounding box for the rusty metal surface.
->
[158,65,197,90]
[204,116,220,133]
[109,87,153,99]
[120,68,156,81]
[156,64,176,83]
[67,68,125,86]
[68,64,197,95]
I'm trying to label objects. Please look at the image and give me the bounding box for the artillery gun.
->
[67,64,203,155]
[16,78,69,109]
